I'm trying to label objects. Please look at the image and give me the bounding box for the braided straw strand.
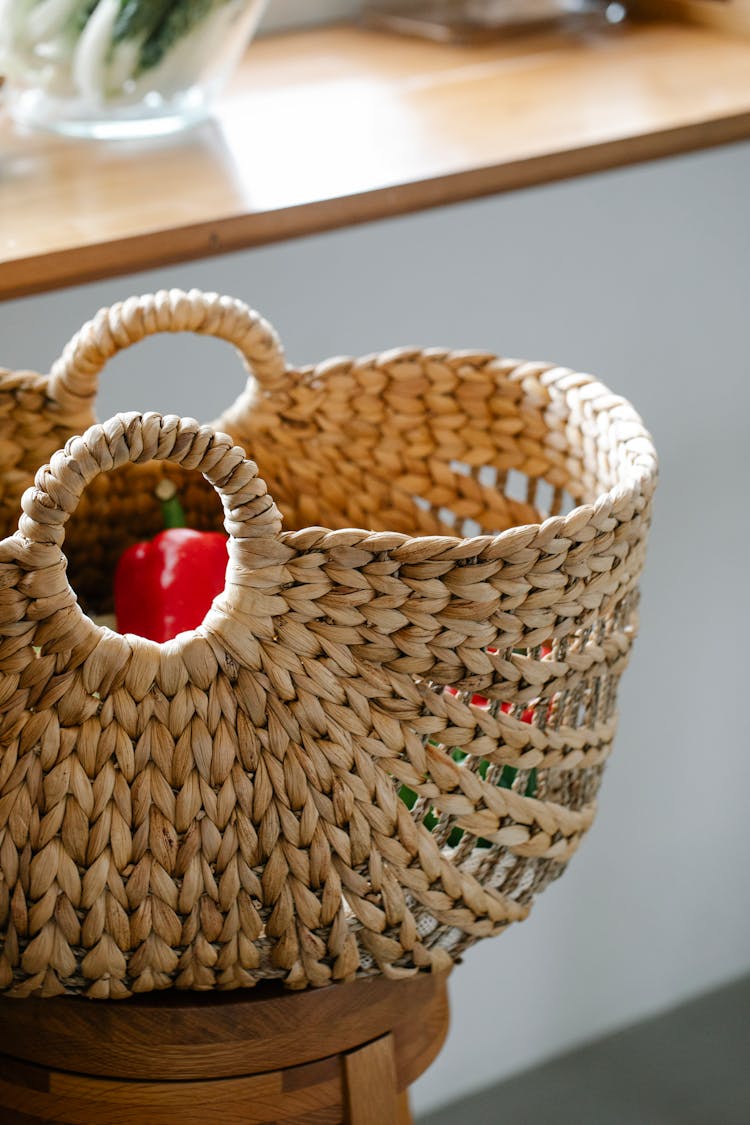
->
[48,289,286,412]
[0,293,657,997]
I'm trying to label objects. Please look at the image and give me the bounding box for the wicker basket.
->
[0,290,657,999]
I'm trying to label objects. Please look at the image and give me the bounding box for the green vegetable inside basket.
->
[399,663,545,851]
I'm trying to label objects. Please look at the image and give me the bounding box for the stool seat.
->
[0,972,450,1124]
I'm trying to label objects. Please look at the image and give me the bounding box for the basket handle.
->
[47,289,287,414]
[17,412,286,656]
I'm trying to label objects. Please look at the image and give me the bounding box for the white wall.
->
[1,140,748,1117]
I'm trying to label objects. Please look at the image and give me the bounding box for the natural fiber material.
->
[0,290,657,998]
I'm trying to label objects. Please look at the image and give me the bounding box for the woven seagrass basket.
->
[0,290,657,999]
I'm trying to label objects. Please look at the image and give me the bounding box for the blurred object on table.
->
[361,0,628,42]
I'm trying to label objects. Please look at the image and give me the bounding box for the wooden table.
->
[0,973,450,1124]
[2,20,750,300]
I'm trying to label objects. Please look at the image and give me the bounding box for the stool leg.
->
[397,1090,414,1124]
[343,1033,400,1125]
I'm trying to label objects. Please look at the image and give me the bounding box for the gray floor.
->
[419,974,750,1125]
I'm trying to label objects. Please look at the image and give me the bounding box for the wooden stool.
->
[0,973,450,1124]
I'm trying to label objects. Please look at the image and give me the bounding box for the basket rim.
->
[267,362,658,561]
[0,359,657,661]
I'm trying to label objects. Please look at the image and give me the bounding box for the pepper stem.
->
[155,478,186,530]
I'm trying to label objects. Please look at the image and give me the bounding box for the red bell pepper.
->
[114,480,228,643]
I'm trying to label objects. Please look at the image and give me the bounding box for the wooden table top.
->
[2,20,750,300]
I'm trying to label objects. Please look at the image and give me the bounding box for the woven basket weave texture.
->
[0,290,657,998]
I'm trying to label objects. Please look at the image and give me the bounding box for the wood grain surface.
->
[1,21,750,299]
[343,1035,400,1125]
[0,1054,343,1125]
[0,973,450,1084]
[0,974,449,1123]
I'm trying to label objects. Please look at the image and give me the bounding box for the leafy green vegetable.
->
[139,0,232,73]
[398,784,418,810]
[398,748,538,852]
[74,0,100,32]
[423,807,439,833]
[499,765,517,789]
[112,0,174,44]
[2,0,244,100]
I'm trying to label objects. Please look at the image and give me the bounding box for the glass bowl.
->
[0,0,269,139]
